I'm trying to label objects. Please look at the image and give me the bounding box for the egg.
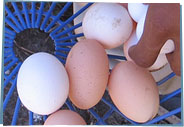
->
[44,110,86,125]
[65,39,109,109]
[136,14,146,41]
[108,61,159,123]
[17,52,69,115]
[82,3,133,49]
[128,3,149,22]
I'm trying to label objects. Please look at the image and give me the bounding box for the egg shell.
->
[128,3,148,22]
[17,52,69,115]
[136,13,146,41]
[82,3,133,49]
[108,61,159,123]
[66,39,109,109]
[44,110,86,125]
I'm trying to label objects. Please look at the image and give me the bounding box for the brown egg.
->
[108,61,159,123]
[66,39,109,109]
[44,110,86,125]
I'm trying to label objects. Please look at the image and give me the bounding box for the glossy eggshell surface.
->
[108,61,159,123]
[17,52,69,115]
[44,110,86,125]
[83,3,133,49]
[66,39,109,109]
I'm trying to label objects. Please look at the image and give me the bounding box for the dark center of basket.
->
[13,28,55,62]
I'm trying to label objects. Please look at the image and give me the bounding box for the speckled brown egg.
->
[108,61,159,123]
[44,110,86,125]
[65,39,109,109]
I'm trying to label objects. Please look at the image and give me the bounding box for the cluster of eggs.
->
[16,3,174,125]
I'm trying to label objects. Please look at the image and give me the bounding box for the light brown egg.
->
[108,61,159,123]
[65,39,109,109]
[44,110,86,125]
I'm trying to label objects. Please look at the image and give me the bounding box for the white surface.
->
[128,3,148,22]
[82,3,133,49]
[136,13,146,41]
[160,39,175,54]
[158,75,181,95]
[105,44,124,56]
[125,31,138,49]
[17,52,69,115]
[73,2,88,41]
[148,54,168,71]
[151,64,172,82]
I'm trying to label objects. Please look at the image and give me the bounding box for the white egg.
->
[83,3,133,49]
[136,14,146,41]
[125,31,139,50]
[128,3,148,22]
[17,52,69,115]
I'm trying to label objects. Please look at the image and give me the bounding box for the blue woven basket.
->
[3,2,181,125]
